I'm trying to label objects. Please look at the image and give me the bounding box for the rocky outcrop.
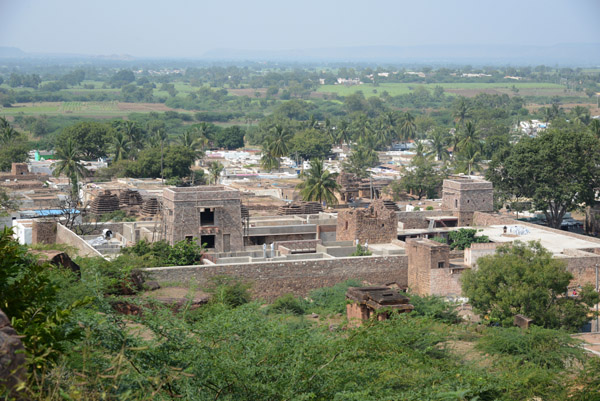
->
[0,309,26,397]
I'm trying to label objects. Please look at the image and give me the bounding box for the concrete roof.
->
[477,225,600,255]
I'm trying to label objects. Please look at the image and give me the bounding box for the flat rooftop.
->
[477,224,600,255]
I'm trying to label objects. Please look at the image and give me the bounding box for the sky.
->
[0,0,599,58]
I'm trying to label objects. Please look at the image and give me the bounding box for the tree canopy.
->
[486,122,600,228]
[462,241,599,331]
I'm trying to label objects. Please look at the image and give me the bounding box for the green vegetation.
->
[121,238,205,267]
[447,228,489,250]
[462,241,599,330]
[350,243,372,256]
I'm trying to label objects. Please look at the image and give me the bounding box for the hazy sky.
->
[1,0,598,58]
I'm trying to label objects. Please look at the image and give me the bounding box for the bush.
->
[206,275,252,308]
[447,228,489,250]
[306,279,362,315]
[425,206,434,210]
[269,294,306,315]
[350,244,372,256]
[408,293,461,324]
[477,326,585,370]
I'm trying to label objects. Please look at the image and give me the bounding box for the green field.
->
[317,82,567,97]
[1,101,134,117]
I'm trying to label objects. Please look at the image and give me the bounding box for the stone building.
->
[336,199,398,244]
[441,178,493,226]
[406,238,466,297]
[346,286,413,326]
[162,186,244,252]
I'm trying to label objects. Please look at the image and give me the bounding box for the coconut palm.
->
[207,161,224,185]
[52,138,87,200]
[399,111,416,141]
[296,159,340,206]
[122,120,144,155]
[453,97,471,127]
[178,129,205,161]
[260,139,280,172]
[426,128,450,161]
[269,125,292,158]
[454,143,482,176]
[111,131,130,162]
[337,119,352,148]
[342,145,379,179]
[457,121,481,153]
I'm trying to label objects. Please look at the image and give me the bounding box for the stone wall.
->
[31,220,57,244]
[144,254,408,301]
[336,200,397,244]
[406,238,452,296]
[56,223,105,258]
[429,268,465,297]
[397,210,447,230]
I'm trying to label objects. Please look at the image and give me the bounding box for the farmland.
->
[317,82,571,98]
[0,101,190,118]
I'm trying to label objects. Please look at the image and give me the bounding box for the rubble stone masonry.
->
[336,200,398,244]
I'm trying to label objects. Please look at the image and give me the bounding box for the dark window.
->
[438,261,445,268]
[185,235,193,242]
[200,208,215,226]
[454,199,458,208]
[344,221,348,230]
[200,235,215,249]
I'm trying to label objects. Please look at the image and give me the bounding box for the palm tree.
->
[342,145,378,179]
[453,97,471,127]
[570,106,590,125]
[399,112,416,141]
[269,125,292,158]
[457,121,480,153]
[111,131,130,162]
[178,129,205,161]
[454,143,482,176]
[207,161,224,185]
[122,121,143,155]
[426,128,450,161]
[52,138,87,200]
[296,159,340,206]
[260,139,280,172]
[337,119,352,149]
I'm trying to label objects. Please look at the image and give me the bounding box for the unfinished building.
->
[346,286,414,326]
[441,178,493,226]
[336,199,398,244]
[162,186,244,252]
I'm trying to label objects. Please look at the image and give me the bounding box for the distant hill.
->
[0,46,27,58]
[202,43,600,66]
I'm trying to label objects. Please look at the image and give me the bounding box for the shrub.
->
[306,279,362,314]
[206,275,252,308]
[408,293,461,324]
[477,326,585,370]
[447,228,489,250]
[425,206,434,210]
[269,294,306,315]
[350,244,372,256]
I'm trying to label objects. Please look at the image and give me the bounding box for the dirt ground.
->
[116,102,176,112]
[574,332,600,354]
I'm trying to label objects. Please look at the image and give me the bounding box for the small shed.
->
[346,286,414,326]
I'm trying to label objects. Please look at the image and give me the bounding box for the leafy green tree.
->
[207,161,224,185]
[462,241,599,330]
[399,157,446,200]
[57,121,112,159]
[127,145,195,179]
[0,118,28,171]
[289,129,333,160]
[486,123,600,228]
[212,125,245,150]
[296,159,340,206]
[399,111,416,141]
[342,145,379,179]
[52,138,87,199]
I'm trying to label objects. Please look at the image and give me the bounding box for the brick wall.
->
[144,255,408,301]
[429,268,464,297]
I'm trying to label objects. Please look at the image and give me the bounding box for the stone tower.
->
[441,178,493,226]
